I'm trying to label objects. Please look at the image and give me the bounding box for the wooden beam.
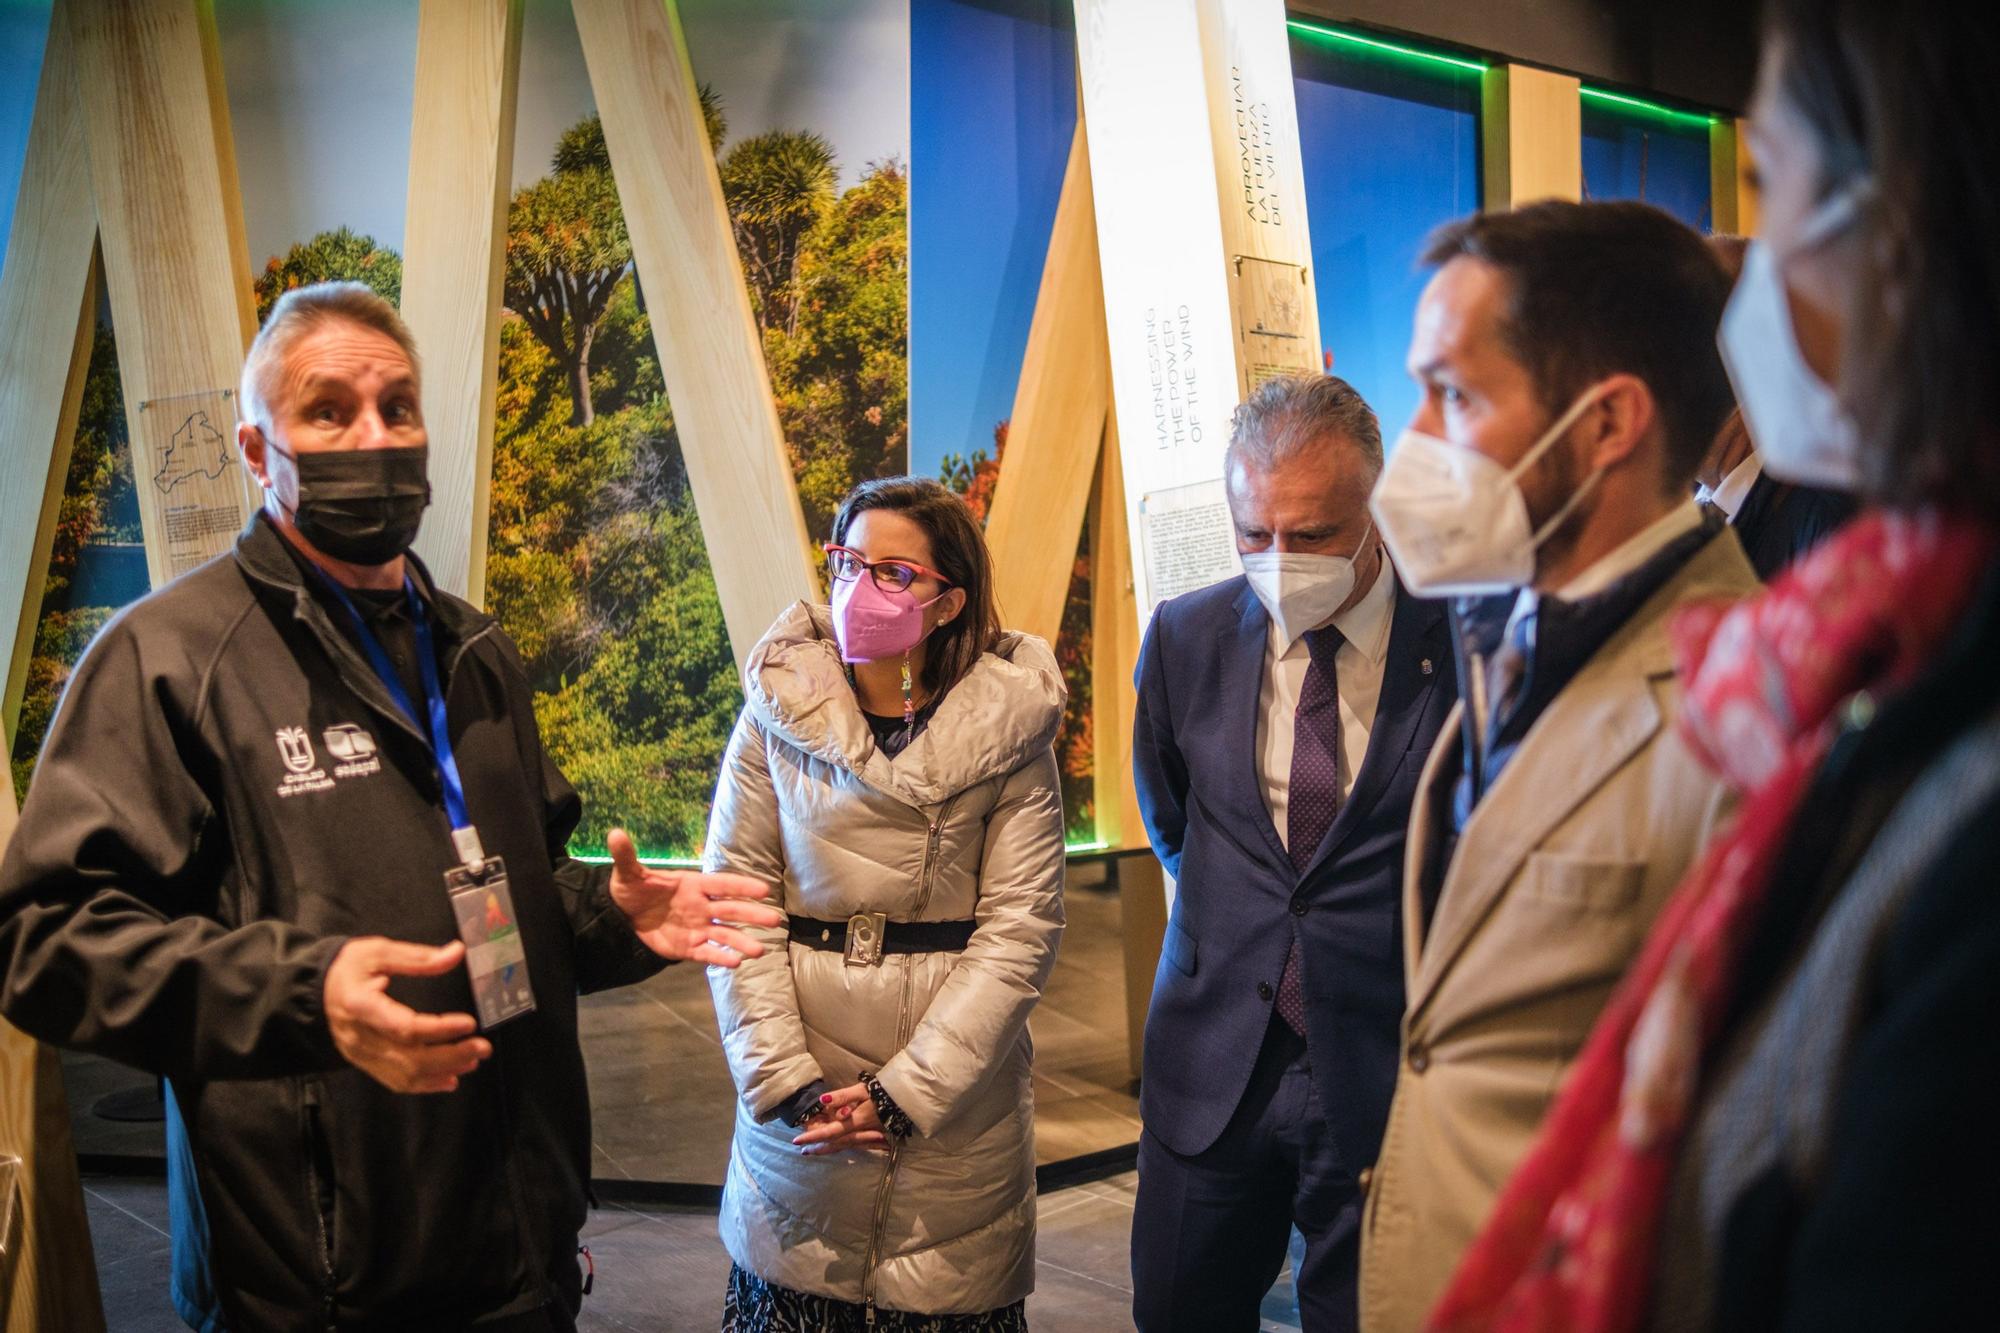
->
[1710,115,1760,237]
[1481,63,1582,208]
[1074,0,1243,622]
[402,0,524,605]
[1091,413,1167,1079]
[0,776,105,1333]
[571,0,818,666]
[1195,0,1322,396]
[2,256,98,755]
[983,120,1110,648]
[1089,421,1141,857]
[0,10,98,753]
[66,0,258,590]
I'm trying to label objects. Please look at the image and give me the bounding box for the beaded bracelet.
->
[859,1070,915,1140]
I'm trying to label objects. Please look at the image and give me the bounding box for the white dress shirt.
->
[1475,501,1709,745]
[1502,498,1710,649]
[1255,559,1398,850]
[1704,453,1763,520]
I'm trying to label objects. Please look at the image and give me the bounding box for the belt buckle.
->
[844,912,889,967]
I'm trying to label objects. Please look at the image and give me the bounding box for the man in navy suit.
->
[1129,374,1458,1332]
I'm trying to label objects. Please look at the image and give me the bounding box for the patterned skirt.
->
[721,1263,1029,1333]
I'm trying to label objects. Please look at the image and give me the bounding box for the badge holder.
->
[445,828,536,1030]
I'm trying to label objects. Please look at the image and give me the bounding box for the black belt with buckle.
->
[790,914,977,967]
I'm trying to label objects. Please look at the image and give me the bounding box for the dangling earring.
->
[899,650,915,731]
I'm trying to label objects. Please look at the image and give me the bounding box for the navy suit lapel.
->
[1301,579,1448,877]
[1217,582,1294,874]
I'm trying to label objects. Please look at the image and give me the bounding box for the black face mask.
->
[268,443,432,566]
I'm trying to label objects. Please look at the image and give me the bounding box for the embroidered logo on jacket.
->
[323,723,382,779]
[274,726,333,797]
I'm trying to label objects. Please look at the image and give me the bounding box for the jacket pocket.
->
[1163,920,1197,977]
[300,1079,338,1294]
[1519,852,1644,915]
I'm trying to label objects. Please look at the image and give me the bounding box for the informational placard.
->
[135,388,256,583]
[1196,0,1321,395]
[1140,478,1242,604]
[1074,0,1241,619]
[1232,255,1314,389]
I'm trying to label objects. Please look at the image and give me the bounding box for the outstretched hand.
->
[605,828,783,967]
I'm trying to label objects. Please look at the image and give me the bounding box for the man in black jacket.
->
[0,282,782,1331]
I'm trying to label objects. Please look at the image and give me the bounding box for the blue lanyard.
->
[315,571,483,866]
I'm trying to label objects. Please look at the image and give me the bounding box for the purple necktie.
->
[1277,625,1344,1036]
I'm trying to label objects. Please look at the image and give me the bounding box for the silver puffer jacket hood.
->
[704,602,1068,1314]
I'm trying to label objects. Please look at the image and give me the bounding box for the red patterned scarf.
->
[1427,508,1997,1333]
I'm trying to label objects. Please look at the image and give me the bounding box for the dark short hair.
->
[1421,200,1735,492]
[1767,0,2000,518]
[830,477,1002,698]
[1226,373,1383,481]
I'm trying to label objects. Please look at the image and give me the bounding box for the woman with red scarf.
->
[1426,2,2000,1330]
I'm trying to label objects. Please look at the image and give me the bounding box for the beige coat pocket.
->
[1519,851,1645,914]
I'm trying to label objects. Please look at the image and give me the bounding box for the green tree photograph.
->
[486,92,909,857]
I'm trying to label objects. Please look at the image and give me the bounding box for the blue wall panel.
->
[1291,32,1482,446]
[1581,100,1713,233]
[909,0,1075,482]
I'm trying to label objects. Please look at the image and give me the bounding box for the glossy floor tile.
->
[85,1170,1306,1332]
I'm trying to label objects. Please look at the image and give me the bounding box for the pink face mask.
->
[831,573,947,664]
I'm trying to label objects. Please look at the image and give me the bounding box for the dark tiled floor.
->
[85,1170,1304,1332]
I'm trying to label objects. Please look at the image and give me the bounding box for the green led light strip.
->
[570,851,702,868]
[571,839,1116,868]
[1579,85,1719,130]
[1285,18,1487,75]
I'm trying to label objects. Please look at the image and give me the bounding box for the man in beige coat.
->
[1357,201,1759,1332]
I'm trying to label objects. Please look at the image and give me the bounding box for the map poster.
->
[135,388,256,583]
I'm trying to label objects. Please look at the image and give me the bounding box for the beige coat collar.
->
[1402,528,1750,1018]
[744,601,1065,808]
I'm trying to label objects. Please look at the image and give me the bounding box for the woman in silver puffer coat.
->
[704,477,1067,1331]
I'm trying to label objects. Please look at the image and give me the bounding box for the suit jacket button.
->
[1357,1166,1374,1196]
[1258,981,1273,1002]
[1291,899,1308,917]
[1408,1047,1430,1074]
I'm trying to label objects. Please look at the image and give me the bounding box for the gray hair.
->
[240,282,421,428]
[1225,373,1383,481]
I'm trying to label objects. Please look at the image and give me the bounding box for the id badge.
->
[445,857,537,1029]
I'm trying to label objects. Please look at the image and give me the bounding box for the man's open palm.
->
[605,828,782,966]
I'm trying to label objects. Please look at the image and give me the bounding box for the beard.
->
[1518,419,1593,574]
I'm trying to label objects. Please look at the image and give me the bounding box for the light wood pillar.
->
[1195,0,1322,395]
[982,120,1110,648]
[0,6,99,750]
[1091,415,1167,1079]
[402,0,525,604]
[67,0,259,590]
[1074,0,1242,619]
[1711,115,1760,237]
[0,765,105,1332]
[1481,63,1583,207]
[571,0,818,667]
